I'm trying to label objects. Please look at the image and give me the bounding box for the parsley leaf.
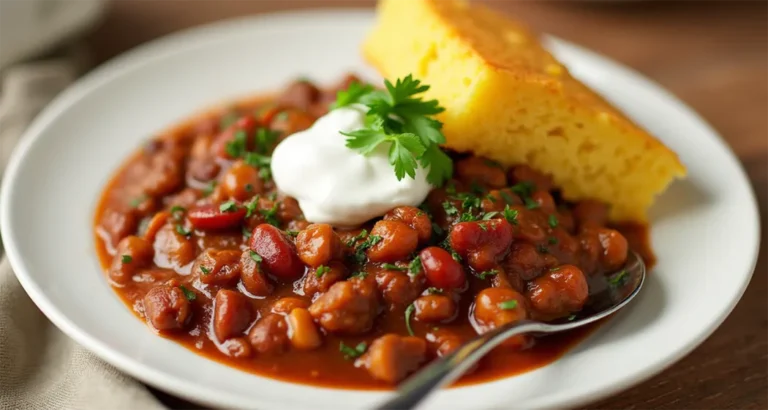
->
[476,269,498,280]
[408,256,422,277]
[345,229,369,247]
[200,266,211,275]
[129,195,148,208]
[339,341,368,360]
[175,224,191,237]
[498,300,518,310]
[316,265,331,277]
[381,263,406,271]
[548,214,559,228]
[608,269,629,287]
[334,74,452,186]
[249,250,262,263]
[219,200,238,213]
[405,303,416,336]
[260,202,280,226]
[121,255,132,264]
[354,235,382,264]
[503,205,519,225]
[179,285,196,301]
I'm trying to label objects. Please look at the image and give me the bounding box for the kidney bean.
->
[220,161,263,200]
[153,223,196,270]
[597,228,629,271]
[304,261,347,299]
[383,206,432,244]
[449,219,513,271]
[367,221,419,263]
[308,279,380,335]
[213,289,252,341]
[270,297,310,315]
[248,314,288,354]
[526,265,588,319]
[375,269,423,311]
[286,308,322,350]
[508,165,553,192]
[249,224,305,280]
[456,157,507,188]
[188,203,247,231]
[360,334,426,383]
[413,294,457,323]
[194,249,241,287]
[239,250,273,296]
[419,247,466,289]
[143,285,191,331]
[472,287,529,348]
[295,223,342,267]
[108,236,154,285]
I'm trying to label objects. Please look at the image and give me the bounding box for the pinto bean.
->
[143,285,191,331]
[213,289,252,341]
[383,206,432,244]
[367,221,418,263]
[360,334,426,383]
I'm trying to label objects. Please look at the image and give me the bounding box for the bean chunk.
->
[295,224,341,267]
[308,279,380,334]
[413,294,457,323]
[239,250,273,297]
[109,236,154,285]
[249,224,305,280]
[526,265,588,320]
[450,219,513,271]
[213,289,252,341]
[143,285,191,331]
[383,206,432,244]
[367,220,419,263]
[194,249,242,287]
[472,287,529,348]
[360,334,426,383]
[286,308,322,350]
[248,314,289,354]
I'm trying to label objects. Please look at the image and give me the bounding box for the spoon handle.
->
[375,320,550,410]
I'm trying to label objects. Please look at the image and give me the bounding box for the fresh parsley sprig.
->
[334,75,453,186]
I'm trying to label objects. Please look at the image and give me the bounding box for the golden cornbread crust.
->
[363,0,686,222]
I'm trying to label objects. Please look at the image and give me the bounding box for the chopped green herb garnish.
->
[245,183,254,193]
[336,75,453,186]
[405,303,416,336]
[219,200,238,213]
[244,151,271,170]
[567,315,577,321]
[129,195,148,208]
[315,265,331,277]
[408,256,422,277]
[459,212,475,222]
[345,229,369,247]
[476,269,498,280]
[179,285,196,301]
[482,211,499,220]
[170,205,185,220]
[331,81,375,110]
[200,266,211,275]
[478,222,488,231]
[202,181,217,197]
[260,202,280,226]
[275,111,289,121]
[350,271,368,279]
[537,245,549,254]
[500,190,516,204]
[550,266,561,272]
[354,235,383,264]
[175,224,191,237]
[548,214,559,228]
[548,237,559,245]
[426,287,443,295]
[286,230,299,237]
[268,192,278,201]
[245,197,259,218]
[510,181,535,197]
[254,128,280,154]
[608,269,629,287]
[442,201,459,216]
[242,226,252,239]
[381,263,406,271]
[431,222,444,237]
[339,341,367,360]
[498,300,518,310]
[451,251,463,263]
[121,255,132,264]
[524,196,540,210]
[502,205,519,225]
[249,250,262,264]
[258,167,272,181]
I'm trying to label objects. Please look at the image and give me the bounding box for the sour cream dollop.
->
[271,106,431,227]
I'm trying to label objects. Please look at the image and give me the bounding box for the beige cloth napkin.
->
[0,61,165,410]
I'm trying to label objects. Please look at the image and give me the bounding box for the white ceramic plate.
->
[0,10,760,410]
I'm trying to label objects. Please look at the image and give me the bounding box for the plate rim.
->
[0,8,761,410]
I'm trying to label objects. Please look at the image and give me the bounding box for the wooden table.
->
[86,1,767,408]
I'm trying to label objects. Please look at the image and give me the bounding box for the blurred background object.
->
[0,1,765,409]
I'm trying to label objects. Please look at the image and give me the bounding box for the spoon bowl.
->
[377,251,646,410]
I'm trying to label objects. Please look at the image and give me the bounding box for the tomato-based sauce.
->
[94,75,654,389]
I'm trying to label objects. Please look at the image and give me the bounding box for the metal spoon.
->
[375,251,646,410]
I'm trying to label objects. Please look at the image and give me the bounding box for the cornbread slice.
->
[363,0,686,222]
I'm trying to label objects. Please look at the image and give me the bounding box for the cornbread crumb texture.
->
[363,0,686,222]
